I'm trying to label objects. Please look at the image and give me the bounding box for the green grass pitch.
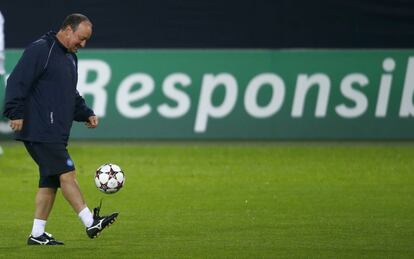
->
[0,141,413,258]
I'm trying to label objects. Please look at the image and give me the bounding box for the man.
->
[0,10,5,86]
[0,10,8,154]
[3,14,118,245]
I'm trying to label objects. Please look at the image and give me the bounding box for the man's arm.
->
[73,90,98,128]
[3,41,48,123]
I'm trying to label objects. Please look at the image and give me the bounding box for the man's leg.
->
[30,188,57,238]
[34,188,57,220]
[60,170,95,229]
[59,170,87,214]
[59,170,118,238]
[24,142,64,245]
[28,186,64,245]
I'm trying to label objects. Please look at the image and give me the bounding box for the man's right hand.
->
[10,119,23,131]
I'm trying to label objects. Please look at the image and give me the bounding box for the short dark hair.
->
[60,13,91,31]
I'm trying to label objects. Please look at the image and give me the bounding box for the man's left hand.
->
[85,115,98,128]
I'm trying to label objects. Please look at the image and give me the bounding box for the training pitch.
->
[0,141,413,258]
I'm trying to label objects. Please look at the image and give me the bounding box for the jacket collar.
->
[47,31,71,53]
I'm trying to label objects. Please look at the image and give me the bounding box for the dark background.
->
[1,0,414,48]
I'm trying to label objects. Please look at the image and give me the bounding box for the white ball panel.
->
[111,164,121,172]
[94,177,102,188]
[107,178,118,189]
[100,165,111,173]
[106,188,118,193]
[98,173,109,184]
[115,172,124,183]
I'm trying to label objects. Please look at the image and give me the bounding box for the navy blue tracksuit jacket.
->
[3,31,94,144]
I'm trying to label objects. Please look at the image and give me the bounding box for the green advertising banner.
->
[1,49,414,139]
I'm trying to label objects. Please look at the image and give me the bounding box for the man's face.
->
[66,21,92,53]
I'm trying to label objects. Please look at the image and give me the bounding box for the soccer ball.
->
[94,163,125,194]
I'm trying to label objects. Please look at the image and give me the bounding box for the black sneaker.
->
[86,202,118,239]
[27,232,64,245]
